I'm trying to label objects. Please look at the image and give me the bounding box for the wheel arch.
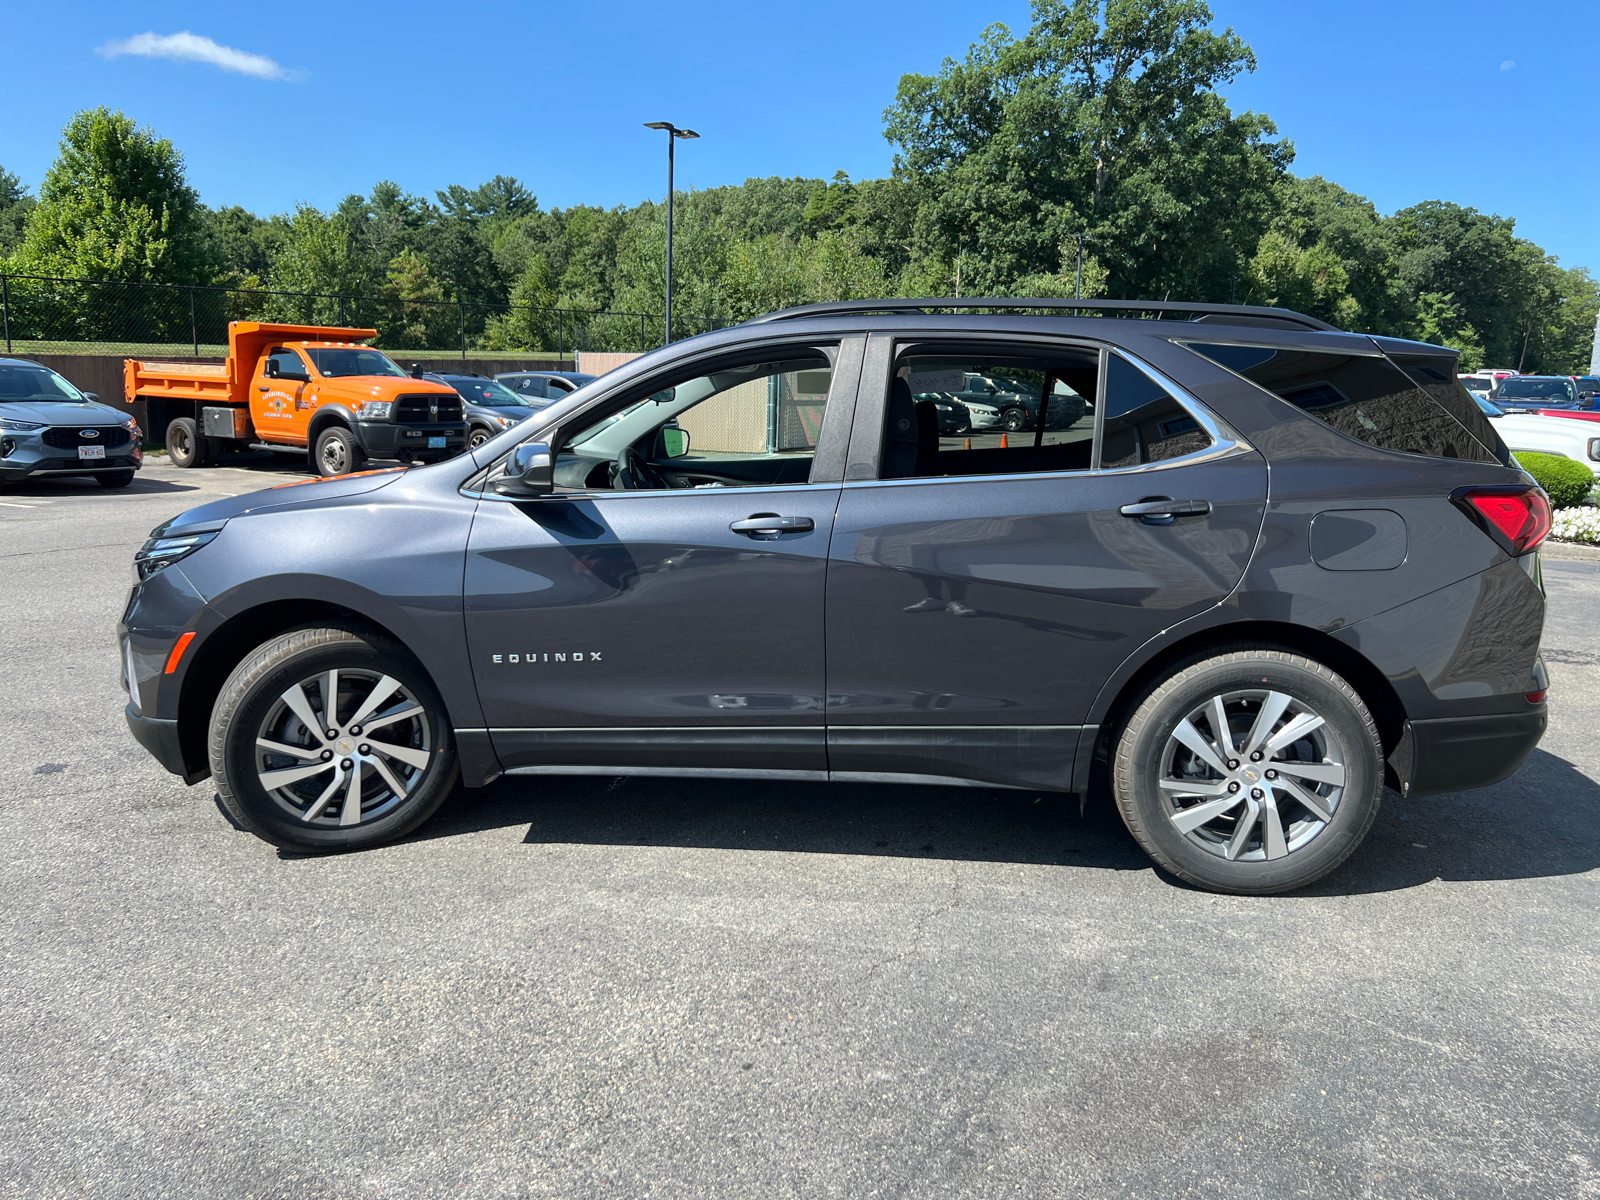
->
[307,406,358,446]
[1081,619,1408,792]
[174,599,410,780]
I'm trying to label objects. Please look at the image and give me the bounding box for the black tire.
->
[166,417,212,468]
[314,425,366,478]
[1002,407,1027,432]
[468,425,493,450]
[209,625,459,853]
[96,470,136,488]
[1112,648,1384,895]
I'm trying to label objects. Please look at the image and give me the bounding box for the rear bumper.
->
[125,702,208,784]
[1391,707,1547,797]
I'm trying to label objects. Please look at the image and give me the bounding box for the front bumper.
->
[1391,707,1548,797]
[124,702,208,784]
[0,453,141,482]
[357,421,467,456]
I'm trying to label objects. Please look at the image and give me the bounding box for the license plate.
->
[427,436,446,449]
[78,445,105,460]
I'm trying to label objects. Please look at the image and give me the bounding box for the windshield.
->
[305,347,407,378]
[1496,377,1575,401]
[1474,395,1505,417]
[448,378,528,408]
[0,364,86,402]
[1460,377,1492,393]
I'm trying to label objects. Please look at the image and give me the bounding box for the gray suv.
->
[0,358,143,487]
[119,300,1549,894]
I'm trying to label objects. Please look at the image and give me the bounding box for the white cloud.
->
[1500,60,1517,71]
[96,31,304,81]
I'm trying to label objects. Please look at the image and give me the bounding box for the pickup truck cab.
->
[125,322,467,476]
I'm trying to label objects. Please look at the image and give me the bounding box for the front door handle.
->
[730,513,815,536]
[1119,497,1212,525]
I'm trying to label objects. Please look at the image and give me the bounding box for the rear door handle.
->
[1119,498,1212,525]
[730,513,815,536]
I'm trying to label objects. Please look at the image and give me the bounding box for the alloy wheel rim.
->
[1158,688,1346,862]
[254,668,431,827]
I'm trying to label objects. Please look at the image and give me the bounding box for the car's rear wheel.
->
[209,625,458,852]
[1112,648,1383,895]
[166,418,213,468]
[314,426,365,478]
[96,470,136,488]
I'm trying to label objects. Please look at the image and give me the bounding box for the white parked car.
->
[962,400,1003,430]
[1478,395,1600,477]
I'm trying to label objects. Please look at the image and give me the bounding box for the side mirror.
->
[660,425,691,458]
[82,391,98,402]
[411,363,424,378]
[266,360,280,378]
[493,442,554,498]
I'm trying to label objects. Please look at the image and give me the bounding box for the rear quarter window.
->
[1184,342,1500,465]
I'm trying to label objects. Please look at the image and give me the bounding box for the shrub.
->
[1513,452,1595,509]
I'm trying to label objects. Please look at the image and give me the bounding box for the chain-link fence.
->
[0,272,727,360]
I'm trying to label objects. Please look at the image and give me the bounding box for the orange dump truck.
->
[123,322,467,476]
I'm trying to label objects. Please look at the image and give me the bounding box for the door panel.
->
[823,454,1268,782]
[465,486,839,771]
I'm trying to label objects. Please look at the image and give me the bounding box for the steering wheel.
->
[614,445,667,491]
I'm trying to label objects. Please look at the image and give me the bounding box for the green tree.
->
[0,166,35,259]
[13,107,210,284]
[883,0,1291,300]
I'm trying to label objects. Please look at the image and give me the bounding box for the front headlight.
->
[358,401,392,419]
[0,419,44,432]
[133,529,220,582]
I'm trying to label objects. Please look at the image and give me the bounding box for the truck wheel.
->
[96,470,136,489]
[314,426,365,478]
[1111,648,1384,896]
[209,625,459,853]
[166,418,213,468]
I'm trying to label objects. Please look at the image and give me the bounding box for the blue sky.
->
[3,0,1597,271]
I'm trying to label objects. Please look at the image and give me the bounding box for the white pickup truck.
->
[1478,396,1600,477]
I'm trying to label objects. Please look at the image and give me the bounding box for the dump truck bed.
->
[123,359,235,406]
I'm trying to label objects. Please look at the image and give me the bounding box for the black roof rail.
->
[745,297,1340,334]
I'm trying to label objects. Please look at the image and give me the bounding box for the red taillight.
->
[1526,690,1547,703]
[1452,486,1552,555]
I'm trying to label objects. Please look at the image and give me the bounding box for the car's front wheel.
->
[469,425,493,449]
[1112,648,1384,895]
[1002,407,1027,432]
[209,625,459,852]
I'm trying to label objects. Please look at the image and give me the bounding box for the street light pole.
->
[644,121,699,345]
[1069,232,1094,299]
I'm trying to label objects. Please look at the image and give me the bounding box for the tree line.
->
[1,0,1594,370]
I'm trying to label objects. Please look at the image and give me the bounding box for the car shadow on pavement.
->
[1299,747,1600,896]
[411,747,1600,894]
[417,772,1155,873]
[5,476,204,496]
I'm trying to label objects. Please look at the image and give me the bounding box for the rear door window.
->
[1185,342,1500,464]
[881,346,1218,479]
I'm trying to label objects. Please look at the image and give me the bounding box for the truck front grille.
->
[43,426,132,449]
[393,394,464,424]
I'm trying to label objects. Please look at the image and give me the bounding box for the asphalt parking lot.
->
[3,458,1598,1199]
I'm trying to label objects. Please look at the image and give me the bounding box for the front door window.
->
[554,356,835,491]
